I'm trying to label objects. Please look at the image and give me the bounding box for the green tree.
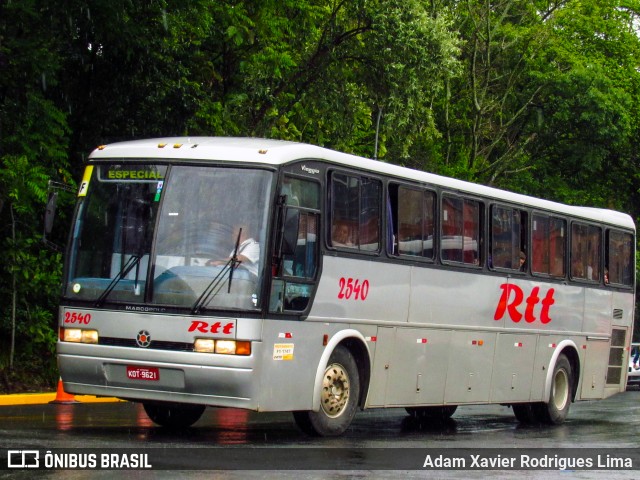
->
[59,0,205,167]
[423,0,640,220]
[425,0,553,184]
[520,0,640,215]
[0,0,71,389]
[185,0,461,159]
[0,157,60,369]
[3,0,640,388]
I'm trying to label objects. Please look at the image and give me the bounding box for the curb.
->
[0,393,125,406]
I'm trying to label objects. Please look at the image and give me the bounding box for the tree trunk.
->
[10,204,16,370]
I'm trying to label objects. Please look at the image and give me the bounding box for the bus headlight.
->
[193,339,251,355]
[194,338,215,353]
[215,340,237,355]
[61,328,99,344]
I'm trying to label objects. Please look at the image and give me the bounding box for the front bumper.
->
[57,341,261,409]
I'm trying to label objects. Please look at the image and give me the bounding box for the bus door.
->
[269,175,321,314]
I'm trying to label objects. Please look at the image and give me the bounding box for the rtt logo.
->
[188,320,235,335]
[494,284,555,324]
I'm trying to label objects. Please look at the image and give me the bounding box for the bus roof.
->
[89,137,635,230]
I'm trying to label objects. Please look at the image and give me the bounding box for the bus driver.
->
[207,225,260,277]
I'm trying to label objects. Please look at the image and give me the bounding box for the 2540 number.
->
[64,311,92,324]
[338,278,370,300]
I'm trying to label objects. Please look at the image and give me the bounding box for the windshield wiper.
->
[191,228,243,315]
[95,254,141,307]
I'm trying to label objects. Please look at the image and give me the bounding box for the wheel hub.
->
[552,369,569,410]
[321,363,350,418]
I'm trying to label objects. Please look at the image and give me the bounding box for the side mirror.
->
[44,191,58,235]
[43,180,75,251]
[282,209,300,256]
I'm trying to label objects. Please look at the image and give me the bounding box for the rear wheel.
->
[143,402,205,428]
[405,405,458,422]
[535,353,573,425]
[293,345,360,436]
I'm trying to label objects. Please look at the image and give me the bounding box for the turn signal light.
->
[235,341,251,356]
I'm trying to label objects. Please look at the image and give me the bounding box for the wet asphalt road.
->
[1,388,638,479]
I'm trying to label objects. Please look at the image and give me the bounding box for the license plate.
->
[126,366,159,381]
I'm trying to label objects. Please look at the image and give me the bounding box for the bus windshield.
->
[65,164,273,312]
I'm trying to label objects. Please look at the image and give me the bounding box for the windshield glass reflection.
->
[65,164,273,312]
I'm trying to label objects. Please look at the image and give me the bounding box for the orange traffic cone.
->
[49,378,78,404]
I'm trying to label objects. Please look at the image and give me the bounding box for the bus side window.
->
[532,214,566,277]
[606,230,634,286]
[330,172,381,252]
[490,205,527,271]
[277,212,319,311]
[283,212,318,279]
[441,195,481,265]
[571,223,601,281]
[394,186,435,258]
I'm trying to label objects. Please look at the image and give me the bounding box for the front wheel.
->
[143,402,205,428]
[293,345,360,436]
[535,353,573,424]
[512,403,539,424]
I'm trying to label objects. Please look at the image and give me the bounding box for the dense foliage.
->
[2,0,640,390]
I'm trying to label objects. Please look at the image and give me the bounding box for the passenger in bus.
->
[206,225,260,277]
[571,257,584,279]
[551,252,565,277]
[332,222,354,247]
[519,251,527,272]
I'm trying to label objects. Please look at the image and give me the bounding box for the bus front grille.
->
[99,337,194,352]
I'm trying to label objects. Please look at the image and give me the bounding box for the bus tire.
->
[512,403,538,424]
[143,402,205,428]
[293,345,360,436]
[405,405,457,421]
[535,353,572,425]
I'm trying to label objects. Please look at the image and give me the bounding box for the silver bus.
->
[57,137,636,436]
